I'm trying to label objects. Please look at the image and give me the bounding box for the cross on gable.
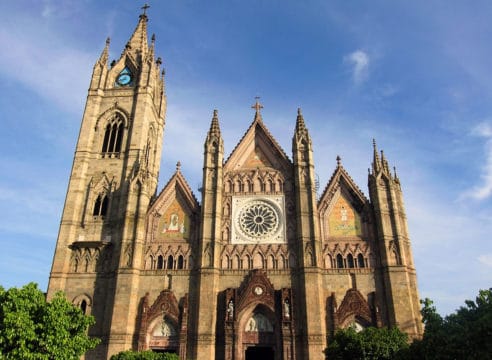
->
[251,96,263,114]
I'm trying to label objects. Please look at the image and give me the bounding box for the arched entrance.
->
[245,345,274,359]
[237,305,279,360]
[223,271,295,360]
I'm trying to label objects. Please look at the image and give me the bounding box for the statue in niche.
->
[227,300,234,320]
[152,316,176,337]
[246,313,273,332]
[284,299,290,319]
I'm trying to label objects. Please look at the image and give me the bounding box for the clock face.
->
[117,73,132,86]
[115,67,133,87]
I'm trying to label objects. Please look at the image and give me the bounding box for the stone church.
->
[48,11,422,360]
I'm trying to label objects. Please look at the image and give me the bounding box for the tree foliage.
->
[409,288,492,360]
[110,350,179,360]
[0,283,99,359]
[326,326,409,360]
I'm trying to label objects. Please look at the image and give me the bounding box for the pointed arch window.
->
[102,114,124,157]
[177,255,184,269]
[93,194,109,217]
[80,300,87,315]
[336,254,344,268]
[347,254,355,268]
[157,255,164,270]
[357,254,365,268]
[167,255,174,269]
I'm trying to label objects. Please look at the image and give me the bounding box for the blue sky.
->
[1,1,491,316]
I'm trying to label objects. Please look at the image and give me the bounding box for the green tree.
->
[409,289,492,360]
[0,282,99,359]
[110,350,179,360]
[326,326,409,360]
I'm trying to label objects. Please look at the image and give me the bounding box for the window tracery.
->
[101,114,124,157]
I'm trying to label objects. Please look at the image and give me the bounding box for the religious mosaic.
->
[158,199,190,240]
[328,195,362,237]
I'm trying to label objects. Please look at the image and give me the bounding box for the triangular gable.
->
[318,165,368,238]
[147,169,199,243]
[224,119,292,173]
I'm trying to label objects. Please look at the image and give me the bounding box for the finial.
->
[297,107,302,116]
[208,109,221,137]
[161,69,166,76]
[151,33,156,43]
[141,3,150,16]
[252,96,263,114]
[156,57,162,65]
[336,155,341,166]
[373,138,377,149]
[393,166,398,179]
[176,161,181,171]
[106,37,111,46]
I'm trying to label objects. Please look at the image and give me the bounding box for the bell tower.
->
[47,10,166,358]
[368,141,422,338]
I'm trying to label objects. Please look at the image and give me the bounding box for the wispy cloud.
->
[478,254,492,267]
[0,27,94,113]
[344,50,369,84]
[461,122,492,200]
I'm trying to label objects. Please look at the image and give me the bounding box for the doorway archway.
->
[245,345,274,360]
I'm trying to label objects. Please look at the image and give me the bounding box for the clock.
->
[115,67,133,87]
[116,73,132,86]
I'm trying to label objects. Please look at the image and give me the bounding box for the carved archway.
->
[223,270,294,360]
[138,290,188,358]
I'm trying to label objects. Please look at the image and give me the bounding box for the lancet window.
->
[93,194,109,217]
[101,114,124,156]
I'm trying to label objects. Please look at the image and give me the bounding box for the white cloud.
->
[461,122,492,200]
[344,50,369,84]
[0,26,94,113]
[478,254,492,267]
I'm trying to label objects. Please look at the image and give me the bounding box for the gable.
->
[318,164,368,239]
[243,145,274,168]
[146,170,199,243]
[224,121,291,173]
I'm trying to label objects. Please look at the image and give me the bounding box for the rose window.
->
[239,201,279,237]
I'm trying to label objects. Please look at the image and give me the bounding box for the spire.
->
[251,97,263,122]
[208,109,221,138]
[372,139,381,173]
[381,150,390,174]
[295,107,307,134]
[97,37,110,66]
[125,6,150,59]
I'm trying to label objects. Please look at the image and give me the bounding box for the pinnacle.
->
[97,37,110,65]
[295,107,307,134]
[336,155,342,167]
[208,109,221,137]
[372,138,381,173]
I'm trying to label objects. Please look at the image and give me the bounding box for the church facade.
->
[47,12,422,360]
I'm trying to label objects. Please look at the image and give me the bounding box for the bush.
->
[110,350,179,360]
